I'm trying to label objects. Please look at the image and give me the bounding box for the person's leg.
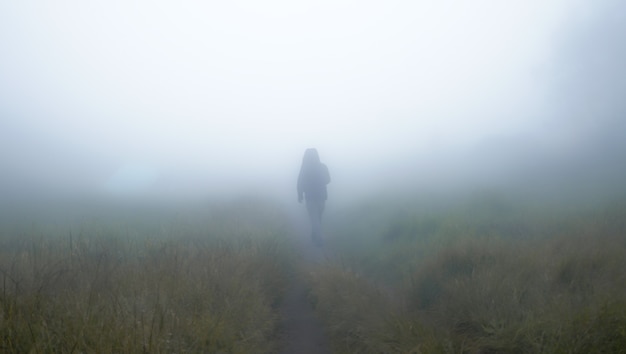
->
[305,201,317,239]
[306,200,324,246]
[315,201,325,246]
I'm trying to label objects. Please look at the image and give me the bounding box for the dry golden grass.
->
[0,199,293,353]
[310,196,626,353]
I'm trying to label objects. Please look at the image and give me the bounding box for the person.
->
[297,148,331,246]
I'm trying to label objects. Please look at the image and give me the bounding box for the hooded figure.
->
[297,148,331,246]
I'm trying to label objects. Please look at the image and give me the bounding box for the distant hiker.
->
[297,148,331,246]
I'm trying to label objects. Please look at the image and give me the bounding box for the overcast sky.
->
[1,0,624,203]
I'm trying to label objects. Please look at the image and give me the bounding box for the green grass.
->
[3,193,625,353]
[310,193,626,353]
[0,198,293,353]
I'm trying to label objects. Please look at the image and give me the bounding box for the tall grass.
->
[0,198,293,353]
[4,194,624,353]
[310,194,626,353]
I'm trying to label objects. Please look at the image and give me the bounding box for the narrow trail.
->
[278,216,332,354]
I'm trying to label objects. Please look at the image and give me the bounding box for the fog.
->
[1,0,625,208]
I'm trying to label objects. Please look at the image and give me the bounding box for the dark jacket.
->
[297,149,331,202]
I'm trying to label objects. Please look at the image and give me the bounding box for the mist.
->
[1,0,625,209]
[3,3,626,352]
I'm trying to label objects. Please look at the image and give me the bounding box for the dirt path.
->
[278,218,332,354]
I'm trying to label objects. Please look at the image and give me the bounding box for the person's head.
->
[302,148,320,167]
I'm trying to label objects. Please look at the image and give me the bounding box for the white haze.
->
[1,0,625,205]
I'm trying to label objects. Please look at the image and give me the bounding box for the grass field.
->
[1,193,625,353]
[0,197,294,353]
[309,193,626,353]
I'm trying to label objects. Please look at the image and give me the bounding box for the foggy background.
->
[1,0,625,208]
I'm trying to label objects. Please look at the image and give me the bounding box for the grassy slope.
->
[0,198,294,353]
[2,194,625,353]
[309,193,626,353]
